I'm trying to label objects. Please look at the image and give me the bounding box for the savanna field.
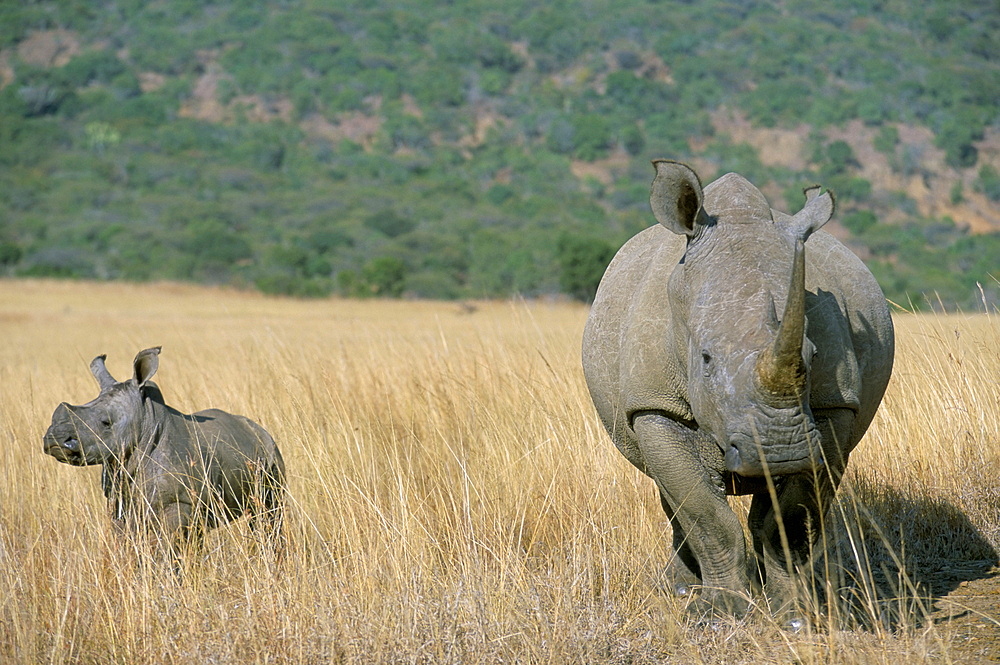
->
[1,279,998,664]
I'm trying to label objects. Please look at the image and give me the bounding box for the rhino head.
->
[44,347,161,466]
[651,160,834,477]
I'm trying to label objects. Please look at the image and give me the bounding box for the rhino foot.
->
[759,585,815,633]
[683,587,752,622]
[656,553,702,598]
[771,602,811,633]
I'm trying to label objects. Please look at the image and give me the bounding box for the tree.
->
[824,140,857,175]
[557,234,615,302]
[975,165,1000,202]
[364,209,416,238]
[360,256,406,297]
[935,111,985,169]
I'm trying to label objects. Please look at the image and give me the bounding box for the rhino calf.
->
[43,347,285,562]
[583,161,894,623]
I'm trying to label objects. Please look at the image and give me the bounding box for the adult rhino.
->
[43,347,285,563]
[583,161,894,621]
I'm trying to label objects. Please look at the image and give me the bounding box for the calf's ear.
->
[133,347,162,387]
[650,160,706,237]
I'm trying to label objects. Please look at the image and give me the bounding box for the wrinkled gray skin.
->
[43,347,285,563]
[583,161,894,621]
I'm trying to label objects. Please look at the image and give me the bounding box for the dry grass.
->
[1,279,997,664]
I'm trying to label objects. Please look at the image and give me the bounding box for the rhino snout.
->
[43,427,87,465]
[723,421,825,476]
[724,444,823,476]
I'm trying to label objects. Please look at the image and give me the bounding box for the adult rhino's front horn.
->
[755,237,808,401]
[755,185,836,403]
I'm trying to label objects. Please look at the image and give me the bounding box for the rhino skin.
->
[43,347,285,562]
[582,160,894,620]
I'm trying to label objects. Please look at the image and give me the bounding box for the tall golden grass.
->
[1,279,997,664]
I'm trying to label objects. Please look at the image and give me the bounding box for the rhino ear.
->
[779,185,835,243]
[650,160,706,237]
[90,354,117,391]
[133,347,161,387]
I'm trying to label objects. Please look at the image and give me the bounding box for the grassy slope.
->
[1,280,998,663]
[1,0,998,306]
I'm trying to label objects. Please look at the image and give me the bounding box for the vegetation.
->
[2,280,998,663]
[0,1,997,307]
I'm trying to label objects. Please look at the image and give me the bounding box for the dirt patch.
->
[570,150,632,186]
[812,120,1000,233]
[602,49,674,86]
[458,107,510,149]
[179,64,228,122]
[138,71,166,93]
[179,61,293,124]
[712,108,810,171]
[400,93,423,118]
[1,29,81,88]
[558,48,673,97]
[713,112,1000,234]
[928,566,1000,663]
[300,112,381,148]
[0,49,14,88]
[16,29,80,67]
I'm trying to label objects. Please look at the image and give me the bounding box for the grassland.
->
[1,279,997,664]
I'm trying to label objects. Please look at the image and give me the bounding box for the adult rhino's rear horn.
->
[756,238,807,399]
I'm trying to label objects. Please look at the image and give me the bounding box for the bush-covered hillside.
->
[1,0,997,308]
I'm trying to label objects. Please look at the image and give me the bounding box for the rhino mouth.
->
[44,435,89,465]
[724,444,822,477]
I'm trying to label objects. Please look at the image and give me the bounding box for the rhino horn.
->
[756,238,807,398]
[90,355,117,391]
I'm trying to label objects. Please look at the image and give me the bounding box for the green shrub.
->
[61,50,126,87]
[975,165,1000,202]
[557,234,615,303]
[360,256,407,297]
[577,117,613,161]
[842,210,877,235]
[935,112,984,168]
[873,125,899,156]
[364,209,416,239]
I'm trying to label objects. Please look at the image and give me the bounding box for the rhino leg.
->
[657,491,702,597]
[248,465,286,561]
[152,500,203,572]
[633,412,754,618]
[748,469,844,627]
[748,478,812,610]
[747,408,856,619]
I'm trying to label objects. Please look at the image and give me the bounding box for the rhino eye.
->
[701,351,712,376]
[100,417,112,428]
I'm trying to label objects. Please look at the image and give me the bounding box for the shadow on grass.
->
[813,475,998,632]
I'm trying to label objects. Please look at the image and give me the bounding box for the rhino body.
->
[582,161,894,619]
[43,347,285,560]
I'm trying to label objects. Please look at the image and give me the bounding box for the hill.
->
[0,0,997,308]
